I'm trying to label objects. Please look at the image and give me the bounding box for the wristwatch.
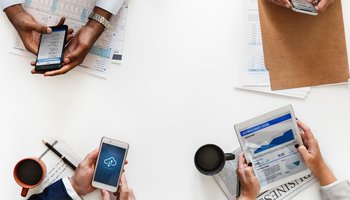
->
[88,12,110,30]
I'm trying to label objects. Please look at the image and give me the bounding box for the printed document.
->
[11,0,128,77]
[213,148,241,200]
[237,0,311,98]
[37,139,106,200]
[213,148,316,200]
[38,140,81,190]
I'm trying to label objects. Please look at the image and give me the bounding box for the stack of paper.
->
[236,0,310,99]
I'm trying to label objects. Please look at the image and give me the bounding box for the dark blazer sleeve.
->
[27,179,73,200]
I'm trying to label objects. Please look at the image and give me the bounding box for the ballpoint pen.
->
[42,140,77,170]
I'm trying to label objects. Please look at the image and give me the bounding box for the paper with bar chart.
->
[10,0,128,77]
[235,107,310,192]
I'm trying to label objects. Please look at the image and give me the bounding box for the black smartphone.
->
[35,25,68,72]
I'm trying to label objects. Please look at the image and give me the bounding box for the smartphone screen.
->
[291,0,317,13]
[93,143,127,187]
[36,26,67,71]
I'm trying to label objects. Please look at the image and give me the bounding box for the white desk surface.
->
[1,0,350,200]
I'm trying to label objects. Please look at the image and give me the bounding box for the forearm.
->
[313,162,337,186]
[85,7,112,39]
[4,4,25,23]
[94,6,112,20]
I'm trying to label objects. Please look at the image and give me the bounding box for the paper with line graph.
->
[11,0,128,77]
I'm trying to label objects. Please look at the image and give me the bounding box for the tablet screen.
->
[235,105,309,191]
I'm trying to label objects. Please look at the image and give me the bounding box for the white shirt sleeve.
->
[320,180,350,200]
[95,0,124,15]
[62,177,82,200]
[0,0,24,11]
[321,180,340,190]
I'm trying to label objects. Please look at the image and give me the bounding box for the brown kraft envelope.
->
[258,0,349,90]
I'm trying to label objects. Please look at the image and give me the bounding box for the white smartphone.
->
[290,0,318,16]
[92,137,129,192]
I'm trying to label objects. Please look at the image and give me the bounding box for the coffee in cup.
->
[13,157,46,197]
[194,144,235,176]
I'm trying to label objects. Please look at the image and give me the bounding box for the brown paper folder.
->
[258,0,349,90]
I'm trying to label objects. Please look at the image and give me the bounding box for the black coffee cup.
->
[13,157,46,197]
[194,144,235,176]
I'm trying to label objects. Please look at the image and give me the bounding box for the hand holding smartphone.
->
[35,25,68,72]
[92,137,129,192]
[290,0,318,15]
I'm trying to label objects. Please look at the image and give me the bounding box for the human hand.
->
[5,4,50,54]
[35,6,112,76]
[101,173,136,200]
[296,120,336,186]
[37,19,104,76]
[4,5,73,54]
[266,0,292,8]
[70,149,129,196]
[307,0,334,13]
[237,154,260,200]
[70,149,99,196]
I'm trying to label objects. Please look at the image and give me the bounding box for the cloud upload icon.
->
[104,157,117,167]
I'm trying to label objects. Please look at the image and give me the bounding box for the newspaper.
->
[213,148,317,200]
[213,148,241,200]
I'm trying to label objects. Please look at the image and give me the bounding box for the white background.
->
[0,0,350,200]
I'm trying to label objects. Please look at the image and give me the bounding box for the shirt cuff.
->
[62,177,81,200]
[0,0,24,11]
[95,0,124,15]
[321,180,340,190]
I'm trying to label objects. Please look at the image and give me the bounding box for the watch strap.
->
[88,12,110,30]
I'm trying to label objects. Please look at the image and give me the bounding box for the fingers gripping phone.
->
[35,25,68,72]
[92,137,129,192]
[290,0,318,16]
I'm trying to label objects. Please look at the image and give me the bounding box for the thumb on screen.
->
[29,21,52,34]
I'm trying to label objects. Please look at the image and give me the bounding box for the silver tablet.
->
[234,105,310,192]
